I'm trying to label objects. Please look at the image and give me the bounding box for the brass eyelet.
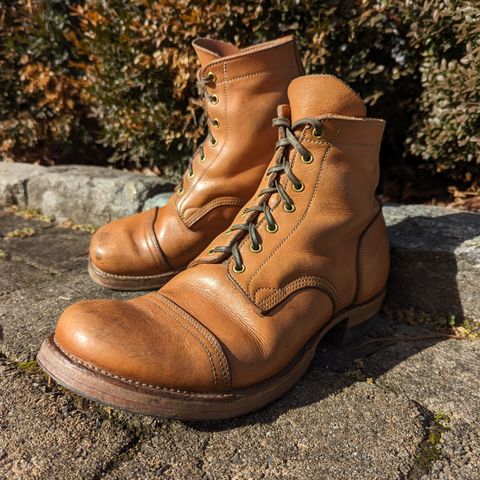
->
[266,223,278,233]
[188,170,194,179]
[210,94,219,105]
[209,136,218,147]
[200,152,206,162]
[177,186,184,195]
[250,243,262,253]
[212,118,220,128]
[293,182,304,192]
[207,248,215,255]
[312,127,323,139]
[225,228,233,235]
[302,153,314,164]
[284,203,295,213]
[233,264,245,273]
[206,71,217,82]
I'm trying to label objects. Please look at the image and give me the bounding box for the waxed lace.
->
[208,114,323,271]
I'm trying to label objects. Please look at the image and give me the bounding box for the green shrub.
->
[403,1,480,182]
[0,0,478,193]
[0,0,93,162]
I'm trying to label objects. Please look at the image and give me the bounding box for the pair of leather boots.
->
[38,36,390,420]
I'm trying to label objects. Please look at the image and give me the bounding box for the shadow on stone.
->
[386,210,480,322]
[188,212,479,431]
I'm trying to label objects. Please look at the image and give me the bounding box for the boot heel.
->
[325,315,377,346]
[324,290,385,346]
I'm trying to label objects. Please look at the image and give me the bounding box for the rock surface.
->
[0,162,173,225]
[0,163,43,208]
[0,207,479,479]
[0,359,133,479]
[383,204,480,321]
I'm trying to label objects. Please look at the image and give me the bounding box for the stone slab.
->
[142,191,173,210]
[0,216,90,274]
[383,204,480,322]
[0,358,132,479]
[0,162,43,208]
[374,337,480,424]
[0,266,138,362]
[425,420,480,480]
[0,212,137,361]
[0,162,174,226]
[106,382,425,480]
[27,165,173,225]
[1,203,479,478]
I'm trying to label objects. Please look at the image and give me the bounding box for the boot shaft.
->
[176,36,304,224]
[195,75,389,312]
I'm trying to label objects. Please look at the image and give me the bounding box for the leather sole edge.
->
[37,289,385,420]
[88,259,181,291]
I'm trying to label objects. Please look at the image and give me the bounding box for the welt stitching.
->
[152,293,231,386]
[246,131,339,296]
[90,261,176,280]
[142,296,218,385]
[53,337,229,397]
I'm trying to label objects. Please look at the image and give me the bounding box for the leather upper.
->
[56,74,390,393]
[90,36,304,276]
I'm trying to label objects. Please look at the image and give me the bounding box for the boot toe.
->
[54,295,224,392]
[89,219,138,275]
[89,211,167,277]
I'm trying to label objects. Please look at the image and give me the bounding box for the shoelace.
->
[208,114,324,272]
[178,73,217,194]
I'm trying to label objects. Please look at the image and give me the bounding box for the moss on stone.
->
[17,360,38,372]
[6,206,54,223]
[385,305,479,340]
[61,219,97,235]
[410,412,450,478]
[5,227,36,239]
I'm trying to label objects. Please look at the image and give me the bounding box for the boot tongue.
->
[288,75,367,121]
[192,38,240,69]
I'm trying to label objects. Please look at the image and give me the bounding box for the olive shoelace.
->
[178,72,218,194]
[208,114,324,272]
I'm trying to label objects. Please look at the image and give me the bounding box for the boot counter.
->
[355,209,390,305]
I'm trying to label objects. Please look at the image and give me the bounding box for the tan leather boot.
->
[88,36,304,290]
[38,75,389,420]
